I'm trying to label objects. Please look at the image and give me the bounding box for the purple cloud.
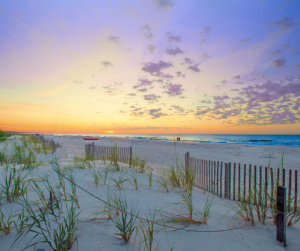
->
[271,17,295,31]
[200,39,207,44]
[164,83,184,96]
[182,58,193,65]
[176,71,182,77]
[127,93,137,96]
[171,105,184,113]
[133,78,153,89]
[213,95,229,101]
[296,62,300,68]
[138,88,148,92]
[187,64,200,72]
[166,32,181,43]
[144,94,161,102]
[147,44,157,53]
[195,108,212,116]
[148,108,167,119]
[272,57,286,68]
[202,26,212,35]
[270,50,282,56]
[152,0,174,8]
[102,61,113,67]
[141,24,154,40]
[239,38,251,43]
[166,47,183,55]
[221,79,227,84]
[142,60,172,75]
[108,35,122,44]
[233,75,241,79]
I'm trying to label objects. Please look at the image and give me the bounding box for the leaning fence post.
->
[276,185,286,247]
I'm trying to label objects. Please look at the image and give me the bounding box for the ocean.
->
[50,134,300,147]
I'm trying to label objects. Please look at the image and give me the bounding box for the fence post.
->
[224,163,228,199]
[92,142,95,158]
[129,146,133,167]
[276,185,286,247]
[295,170,298,212]
[220,162,223,198]
[186,152,190,184]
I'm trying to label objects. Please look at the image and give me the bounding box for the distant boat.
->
[83,136,99,140]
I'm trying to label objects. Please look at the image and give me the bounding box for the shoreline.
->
[43,135,300,172]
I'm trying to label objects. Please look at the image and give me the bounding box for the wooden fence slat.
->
[238,163,241,201]
[217,161,219,196]
[233,163,236,200]
[295,170,298,212]
[208,161,211,193]
[259,166,262,206]
[271,168,274,200]
[224,163,228,199]
[214,161,216,195]
[249,164,252,201]
[244,164,246,199]
[288,169,292,211]
[282,169,286,187]
[265,166,268,206]
[254,165,257,203]
[220,162,223,198]
[229,162,231,200]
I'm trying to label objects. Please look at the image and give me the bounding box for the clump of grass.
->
[13,195,80,251]
[111,193,139,243]
[73,155,95,169]
[147,169,153,187]
[138,157,148,173]
[110,172,130,190]
[85,167,102,187]
[66,173,80,208]
[157,176,169,193]
[138,208,161,251]
[101,167,111,185]
[0,208,16,236]
[129,171,141,190]
[88,188,115,221]
[163,167,213,226]
[109,142,120,167]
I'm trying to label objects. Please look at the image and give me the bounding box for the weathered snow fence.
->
[276,185,287,247]
[185,153,299,209]
[33,134,61,153]
[85,143,132,165]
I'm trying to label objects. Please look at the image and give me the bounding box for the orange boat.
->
[83,136,99,140]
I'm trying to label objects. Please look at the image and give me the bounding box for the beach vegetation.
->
[101,167,111,185]
[85,167,102,187]
[111,193,139,243]
[138,208,161,251]
[129,171,141,190]
[147,169,153,187]
[0,208,15,236]
[110,172,130,190]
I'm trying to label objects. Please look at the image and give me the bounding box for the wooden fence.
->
[185,152,299,208]
[33,134,61,154]
[85,143,132,165]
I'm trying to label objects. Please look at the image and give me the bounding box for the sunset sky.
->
[0,0,300,134]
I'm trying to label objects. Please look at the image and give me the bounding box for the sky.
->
[0,0,300,134]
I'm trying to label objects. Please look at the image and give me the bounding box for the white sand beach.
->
[0,135,299,251]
